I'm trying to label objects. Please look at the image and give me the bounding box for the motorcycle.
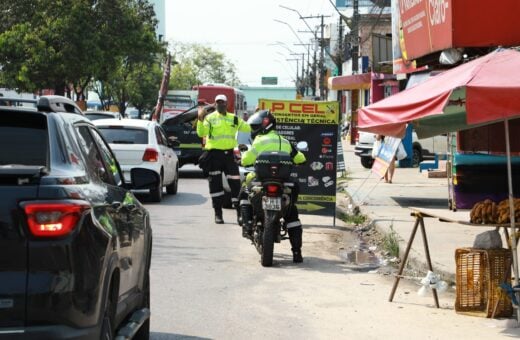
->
[244,142,307,267]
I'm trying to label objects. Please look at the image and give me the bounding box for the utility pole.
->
[352,0,360,74]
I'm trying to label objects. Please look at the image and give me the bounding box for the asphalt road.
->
[142,166,518,340]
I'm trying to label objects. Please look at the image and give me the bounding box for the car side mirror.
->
[168,136,180,148]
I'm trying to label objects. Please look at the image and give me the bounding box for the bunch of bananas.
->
[470,199,498,224]
[470,198,520,224]
[496,198,520,224]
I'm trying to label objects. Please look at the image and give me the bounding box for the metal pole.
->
[505,119,520,322]
[320,15,325,99]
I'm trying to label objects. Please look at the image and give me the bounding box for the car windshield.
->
[98,126,148,144]
[0,112,48,166]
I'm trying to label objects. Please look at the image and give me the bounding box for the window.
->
[75,125,113,184]
[0,112,48,166]
[90,128,123,186]
[97,127,148,144]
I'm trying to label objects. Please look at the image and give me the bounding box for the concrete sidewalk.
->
[337,140,498,282]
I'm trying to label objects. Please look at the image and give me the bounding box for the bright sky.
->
[164,0,336,87]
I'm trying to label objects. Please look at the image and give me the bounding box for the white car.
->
[94,118,179,202]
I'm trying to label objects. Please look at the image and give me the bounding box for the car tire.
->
[360,156,374,169]
[149,175,163,202]
[133,272,150,340]
[166,171,178,195]
[100,282,116,340]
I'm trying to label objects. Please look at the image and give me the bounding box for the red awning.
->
[358,49,520,137]
[328,73,371,91]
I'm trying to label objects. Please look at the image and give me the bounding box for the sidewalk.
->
[337,140,497,282]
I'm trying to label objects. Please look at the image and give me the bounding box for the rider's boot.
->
[240,204,253,239]
[288,227,303,263]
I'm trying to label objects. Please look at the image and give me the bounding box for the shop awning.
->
[328,73,372,91]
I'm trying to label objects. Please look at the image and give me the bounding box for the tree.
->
[169,42,240,89]
[92,0,165,114]
[0,0,104,96]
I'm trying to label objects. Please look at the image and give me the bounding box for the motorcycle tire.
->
[261,211,276,267]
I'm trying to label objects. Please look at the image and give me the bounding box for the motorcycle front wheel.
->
[261,210,277,267]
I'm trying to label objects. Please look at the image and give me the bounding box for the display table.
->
[389,207,516,308]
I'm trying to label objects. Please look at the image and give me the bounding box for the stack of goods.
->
[470,198,520,224]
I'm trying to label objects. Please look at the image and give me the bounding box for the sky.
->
[164,0,337,87]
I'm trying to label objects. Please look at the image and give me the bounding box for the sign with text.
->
[261,77,278,85]
[398,0,452,61]
[371,136,400,178]
[259,99,339,216]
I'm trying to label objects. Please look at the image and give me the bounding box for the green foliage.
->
[169,42,240,89]
[381,224,400,258]
[0,0,164,111]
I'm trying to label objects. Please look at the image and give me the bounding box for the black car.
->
[0,96,156,339]
[161,107,203,167]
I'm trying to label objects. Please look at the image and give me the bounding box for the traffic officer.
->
[197,94,251,224]
[240,110,306,263]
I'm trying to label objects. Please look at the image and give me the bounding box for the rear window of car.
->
[0,111,48,166]
[98,126,148,144]
[86,113,116,121]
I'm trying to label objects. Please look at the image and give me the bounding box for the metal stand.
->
[389,212,440,308]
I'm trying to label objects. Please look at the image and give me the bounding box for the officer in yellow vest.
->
[197,94,251,224]
[240,110,306,263]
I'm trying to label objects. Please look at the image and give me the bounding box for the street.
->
[143,167,516,340]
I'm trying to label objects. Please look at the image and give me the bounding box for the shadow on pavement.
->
[270,253,366,274]
[392,196,448,208]
[151,332,211,340]
[137,192,208,206]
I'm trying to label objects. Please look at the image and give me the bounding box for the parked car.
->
[94,118,179,202]
[85,110,121,121]
[354,131,448,168]
[161,107,203,168]
[0,95,154,339]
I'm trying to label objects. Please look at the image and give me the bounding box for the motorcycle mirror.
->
[296,141,308,152]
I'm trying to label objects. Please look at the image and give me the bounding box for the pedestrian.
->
[373,134,396,183]
[239,110,307,263]
[196,94,251,224]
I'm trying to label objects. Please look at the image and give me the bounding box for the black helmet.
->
[247,110,276,139]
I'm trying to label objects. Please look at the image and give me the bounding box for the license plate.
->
[262,196,281,211]
[175,150,181,155]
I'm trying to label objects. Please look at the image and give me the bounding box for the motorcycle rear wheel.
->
[261,211,276,267]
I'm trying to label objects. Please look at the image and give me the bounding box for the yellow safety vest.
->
[241,131,306,166]
[196,111,250,150]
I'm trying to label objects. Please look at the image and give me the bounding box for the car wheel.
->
[166,170,178,195]
[412,147,422,167]
[133,271,150,340]
[149,175,163,202]
[100,283,116,340]
[360,157,374,169]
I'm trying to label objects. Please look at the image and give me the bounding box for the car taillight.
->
[23,202,89,237]
[355,131,359,143]
[143,148,159,162]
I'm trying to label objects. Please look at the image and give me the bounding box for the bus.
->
[193,84,247,119]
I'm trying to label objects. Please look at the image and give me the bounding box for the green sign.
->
[261,77,278,85]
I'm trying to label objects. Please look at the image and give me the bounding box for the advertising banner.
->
[398,0,452,62]
[259,99,340,216]
[371,136,400,178]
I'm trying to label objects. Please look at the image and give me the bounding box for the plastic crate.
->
[455,248,513,318]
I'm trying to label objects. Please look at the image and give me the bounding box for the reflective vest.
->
[196,111,250,150]
[241,131,306,166]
